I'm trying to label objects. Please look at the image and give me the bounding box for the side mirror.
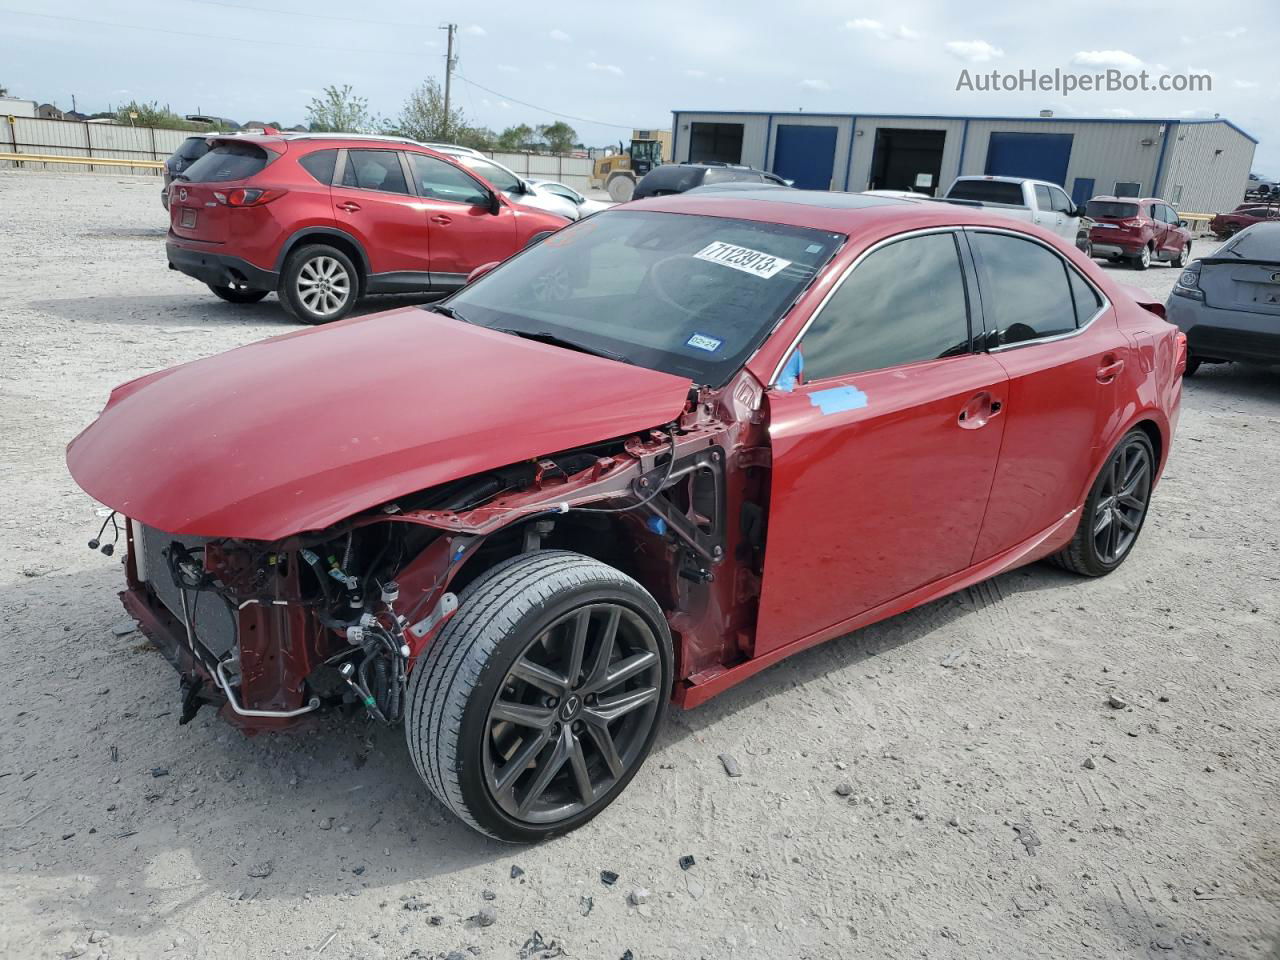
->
[466,261,500,285]
[1178,219,1188,228]
[487,190,502,215]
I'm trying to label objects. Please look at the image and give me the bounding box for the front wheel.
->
[1171,242,1191,268]
[405,551,672,842]
[1050,429,1155,577]
[278,244,357,324]
[1184,356,1202,377]
[208,284,268,304]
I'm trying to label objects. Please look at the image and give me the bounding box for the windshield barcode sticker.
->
[686,332,723,353]
[693,241,792,279]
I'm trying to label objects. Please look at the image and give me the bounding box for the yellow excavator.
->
[591,130,672,202]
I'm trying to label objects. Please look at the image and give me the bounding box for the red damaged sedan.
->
[67,190,1184,841]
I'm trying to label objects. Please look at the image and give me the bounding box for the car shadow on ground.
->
[2,557,1078,937]
[1182,362,1280,406]
[29,292,444,329]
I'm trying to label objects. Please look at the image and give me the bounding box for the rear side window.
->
[299,149,337,185]
[972,232,1077,345]
[801,232,970,380]
[409,154,488,206]
[948,180,1023,205]
[342,150,409,194]
[182,142,271,183]
[1087,200,1139,219]
[637,166,704,195]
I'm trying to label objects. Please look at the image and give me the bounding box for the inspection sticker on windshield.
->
[693,241,792,279]
[686,332,723,353]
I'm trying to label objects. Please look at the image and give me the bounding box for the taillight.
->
[1172,260,1204,301]
[1120,218,1142,228]
[214,188,286,207]
[1175,330,1188,376]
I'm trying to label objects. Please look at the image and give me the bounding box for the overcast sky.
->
[4,0,1276,171]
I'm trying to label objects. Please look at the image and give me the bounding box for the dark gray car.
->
[632,163,789,200]
[1166,222,1280,375]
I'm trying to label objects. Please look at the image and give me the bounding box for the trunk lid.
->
[168,139,281,244]
[168,181,233,243]
[67,308,693,541]
[1199,259,1280,317]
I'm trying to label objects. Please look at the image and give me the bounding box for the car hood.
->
[67,308,691,541]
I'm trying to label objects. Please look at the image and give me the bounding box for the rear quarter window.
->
[182,142,273,183]
[298,149,338,185]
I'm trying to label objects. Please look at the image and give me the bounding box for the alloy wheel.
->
[296,255,351,317]
[482,603,662,825]
[1091,438,1152,564]
[1139,245,1151,268]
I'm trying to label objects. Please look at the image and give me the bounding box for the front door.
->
[756,230,1009,655]
[408,153,517,284]
[964,228,1131,560]
[332,149,431,275]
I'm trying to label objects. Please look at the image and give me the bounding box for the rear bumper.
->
[1166,296,1280,364]
[166,240,278,292]
[1091,240,1141,258]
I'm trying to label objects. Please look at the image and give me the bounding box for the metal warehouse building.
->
[669,110,1257,214]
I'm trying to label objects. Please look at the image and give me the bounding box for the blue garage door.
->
[773,125,838,190]
[984,132,1074,188]
[1071,177,1096,207]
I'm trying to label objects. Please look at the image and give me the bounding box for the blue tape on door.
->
[808,385,868,415]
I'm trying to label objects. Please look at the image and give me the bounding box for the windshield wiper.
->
[502,329,632,364]
[425,303,470,323]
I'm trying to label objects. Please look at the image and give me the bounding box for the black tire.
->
[1184,355,1202,377]
[405,550,672,842]
[208,284,268,304]
[1171,242,1191,268]
[1050,429,1155,577]
[1132,243,1152,270]
[278,244,358,324]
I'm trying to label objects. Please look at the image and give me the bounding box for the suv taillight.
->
[213,188,286,207]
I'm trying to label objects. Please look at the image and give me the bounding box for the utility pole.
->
[440,22,457,140]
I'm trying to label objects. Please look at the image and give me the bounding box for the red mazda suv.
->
[1086,196,1192,270]
[166,134,570,323]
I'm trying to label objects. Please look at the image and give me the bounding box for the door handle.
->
[430,214,452,225]
[957,392,1003,429]
[1096,357,1125,382]
[337,201,360,212]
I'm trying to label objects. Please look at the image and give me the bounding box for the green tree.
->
[536,121,577,154]
[306,84,374,133]
[395,78,469,142]
[496,123,535,151]
[452,125,496,151]
[113,100,212,130]
[0,84,8,98]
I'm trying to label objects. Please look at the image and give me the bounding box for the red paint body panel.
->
[756,354,1009,654]
[66,309,691,540]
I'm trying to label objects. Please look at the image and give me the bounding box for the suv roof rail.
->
[275,132,423,145]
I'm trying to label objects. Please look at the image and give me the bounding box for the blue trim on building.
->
[842,116,858,190]
[1151,120,1179,197]
[957,118,970,176]
[763,114,773,170]
[670,110,1258,144]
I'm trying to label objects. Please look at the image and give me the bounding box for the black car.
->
[160,136,212,209]
[632,163,790,200]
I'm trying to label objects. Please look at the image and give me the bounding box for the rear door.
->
[406,153,517,284]
[965,228,1128,560]
[331,149,431,275]
[756,229,1009,654]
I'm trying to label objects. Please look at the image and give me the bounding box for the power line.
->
[179,0,427,30]
[453,73,642,130]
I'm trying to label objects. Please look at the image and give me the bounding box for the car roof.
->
[628,187,1054,236]
[1089,196,1158,205]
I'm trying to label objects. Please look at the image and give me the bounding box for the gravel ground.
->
[2,170,1278,960]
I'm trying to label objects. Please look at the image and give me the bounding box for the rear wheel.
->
[1171,242,1191,268]
[1133,243,1152,270]
[278,244,357,324]
[1184,356,1202,377]
[405,551,672,842]
[1050,429,1155,577]
[208,284,268,304]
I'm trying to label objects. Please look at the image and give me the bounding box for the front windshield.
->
[438,210,843,385]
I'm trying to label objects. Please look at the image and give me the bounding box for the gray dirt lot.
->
[1,170,1278,960]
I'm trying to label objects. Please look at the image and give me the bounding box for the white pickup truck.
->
[943,176,1083,244]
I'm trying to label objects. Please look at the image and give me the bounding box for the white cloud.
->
[800,78,830,91]
[1071,49,1143,68]
[1100,107,1136,118]
[499,101,510,109]
[1234,79,1260,89]
[496,64,519,73]
[945,40,1004,63]
[549,28,571,42]
[684,68,707,79]
[1223,27,1246,39]
[845,18,918,41]
[587,62,624,76]
[462,24,486,36]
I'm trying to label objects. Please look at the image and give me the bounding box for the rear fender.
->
[275,227,371,290]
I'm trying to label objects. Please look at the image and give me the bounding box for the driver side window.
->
[799,232,971,382]
[409,154,489,206]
